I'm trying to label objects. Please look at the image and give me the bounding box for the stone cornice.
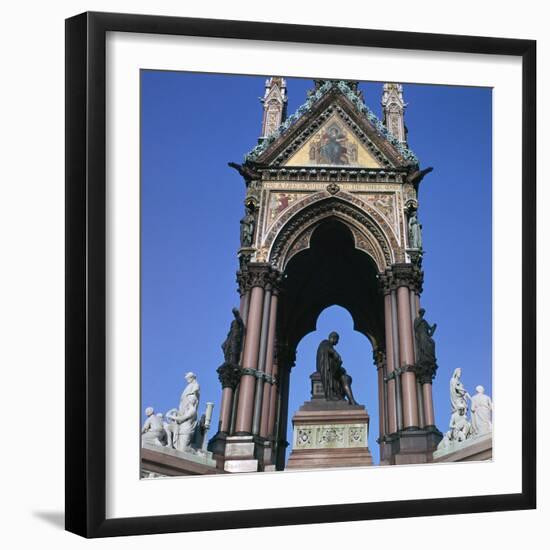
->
[258,166,407,184]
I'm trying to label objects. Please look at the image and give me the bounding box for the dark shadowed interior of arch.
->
[278,219,385,353]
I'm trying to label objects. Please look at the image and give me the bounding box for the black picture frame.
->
[65,11,536,538]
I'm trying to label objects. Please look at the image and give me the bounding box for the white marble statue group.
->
[141,372,213,453]
[437,367,493,451]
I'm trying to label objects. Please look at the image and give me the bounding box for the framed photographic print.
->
[65,11,536,538]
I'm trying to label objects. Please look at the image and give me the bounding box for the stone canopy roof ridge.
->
[244,80,419,165]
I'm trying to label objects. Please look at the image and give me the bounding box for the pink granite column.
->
[234,284,264,434]
[411,292,435,427]
[376,354,386,438]
[219,387,233,433]
[266,359,279,438]
[260,293,278,438]
[384,293,398,434]
[410,289,426,428]
[397,285,419,429]
[422,382,436,427]
[218,281,251,435]
[417,292,436,428]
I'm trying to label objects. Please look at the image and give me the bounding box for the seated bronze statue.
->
[316,331,358,405]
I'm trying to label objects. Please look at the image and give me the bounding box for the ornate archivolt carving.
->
[264,192,402,271]
[262,191,403,271]
[283,215,387,271]
[348,226,386,269]
[285,227,314,265]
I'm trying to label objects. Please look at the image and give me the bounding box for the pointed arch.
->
[264,191,402,271]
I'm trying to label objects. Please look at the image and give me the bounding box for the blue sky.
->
[140,72,492,466]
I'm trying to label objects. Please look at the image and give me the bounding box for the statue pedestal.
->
[433,431,492,462]
[141,443,220,477]
[286,398,373,470]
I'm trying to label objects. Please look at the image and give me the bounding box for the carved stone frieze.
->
[293,423,368,450]
[296,428,313,447]
[261,167,406,184]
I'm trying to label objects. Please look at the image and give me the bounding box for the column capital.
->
[236,263,284,295]
[379,263,423,294]
[415,361,438,385]
[216,362,242,390]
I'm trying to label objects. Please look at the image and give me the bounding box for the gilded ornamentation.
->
[308,120,358,165]
[360,193,396,227]
[245,81,418,167]
[255,246,269,262]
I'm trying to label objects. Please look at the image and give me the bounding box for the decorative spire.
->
[260,77,288,140]
[382,83,407,145]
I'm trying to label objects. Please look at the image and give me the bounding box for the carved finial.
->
[382,83,408,145]
[260,77,288,139]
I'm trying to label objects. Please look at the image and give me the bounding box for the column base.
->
[433,432,492,462]
[207,431,230,470]
[221,434,272,473]
[380,427,442,465]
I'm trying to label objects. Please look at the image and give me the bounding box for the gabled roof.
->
[245,80,419,168]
